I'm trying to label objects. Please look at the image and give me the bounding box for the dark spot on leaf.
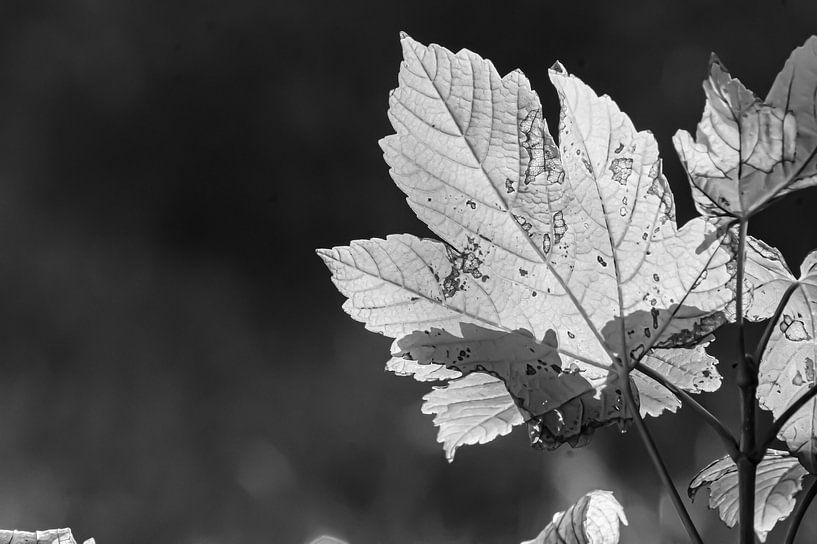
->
[780,315,810,342]
[552,211,567,244]
[519,108,545,184]
[650,307,660,329]
[609,158,633,185]
[656,311,727,348]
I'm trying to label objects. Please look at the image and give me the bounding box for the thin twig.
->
[752,281,800,364]
[785,476,817,544]
[735,218,758,544]
[756,385,817,458]
[635,361,739,459]
[620,367,703,544]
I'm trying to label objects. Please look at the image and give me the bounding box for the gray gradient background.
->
[0,1,816,542]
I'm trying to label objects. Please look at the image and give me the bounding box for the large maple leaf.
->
[318,34,779,459]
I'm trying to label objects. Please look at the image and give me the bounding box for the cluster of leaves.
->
[318,33,817,542]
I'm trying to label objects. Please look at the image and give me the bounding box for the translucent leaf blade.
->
[421,372,523,461]
[0,529,94,544]
[689,450,807,541]
[318,35,791,458]
[757,249,817,472]
[521,490,627,544]
[396,324,633,448]
[673,38,817,218]
[634,343,721,417]
[767,36,817,192]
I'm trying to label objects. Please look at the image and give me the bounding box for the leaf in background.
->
[421,372,524,461]
[0,529,95,544]
[673,37,817,218]
[757,250,817,472]
[317,34,783,458]
[689,450,807,541]
[521,490,627,544]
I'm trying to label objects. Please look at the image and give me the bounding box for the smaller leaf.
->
[0,529,94,544]
[673,37,817,218]
[521,490,627,544]
[421,373,523,461]
[757,250,817,473]
[689,450,807,542]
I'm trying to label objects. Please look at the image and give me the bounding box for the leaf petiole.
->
[619,365,704,544]
[635,361,739,460]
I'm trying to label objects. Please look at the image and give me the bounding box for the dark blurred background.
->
[0,1,816,542]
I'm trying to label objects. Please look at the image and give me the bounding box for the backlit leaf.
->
[421,372,523,461]
[633,342,721,417]
[689,450,807,541]
[397,325,631,449]
[521,490,627,544]
[673,37,817,218]
[0,529,95,544]
[318,34,784,458]
[757,250,817,472]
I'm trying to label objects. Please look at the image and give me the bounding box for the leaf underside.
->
[689,449,807,541]
[421,372,523,461]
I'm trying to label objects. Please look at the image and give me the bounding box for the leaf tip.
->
[707,52,731,79]
[549,61,567,75]
[315,247,336,267]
